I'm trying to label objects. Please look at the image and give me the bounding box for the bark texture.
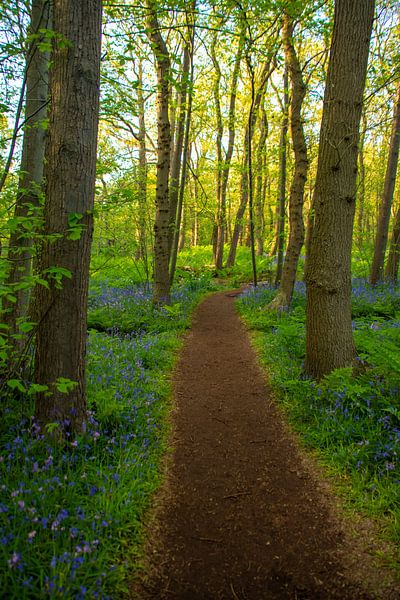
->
[304,0,375,380]
[269,14,308,309]
[370,84,400,284]
[146,1,172,304]
[385,201,400,282]
[34,0,102,431]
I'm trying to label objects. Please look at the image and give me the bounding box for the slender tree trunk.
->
[210,33,223,265]
[136,58,148,272]
[269,14,308,309]
[356,112,367,248]
[226,60,273,268]
[214,25,244,270]
[385,198,400,281]
[146,1,172,304]
[255,107,268,256]
[3,0,50,350]
[304,0,375,380]
[370,83,400,284]
[34,0,102,432]
[168,47,190,255]
[274,64,289,287]
[169,35,195,285]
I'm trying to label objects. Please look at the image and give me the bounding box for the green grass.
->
[0,271,215,599]
[237,280,400,563]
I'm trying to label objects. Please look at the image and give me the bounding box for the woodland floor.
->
[131,291,400,600]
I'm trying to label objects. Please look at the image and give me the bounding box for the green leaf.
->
[7,379,26,393]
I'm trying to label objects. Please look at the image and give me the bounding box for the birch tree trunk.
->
[304,0,375,380]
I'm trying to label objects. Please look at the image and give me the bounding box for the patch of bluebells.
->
[238,277,400,500]
[0,279,210,598]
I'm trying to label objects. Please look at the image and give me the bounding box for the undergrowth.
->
[237,279,400,561]
[0,272,215,599]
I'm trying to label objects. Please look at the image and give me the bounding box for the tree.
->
[304,0,375,380]
[268,11,308,309]
[3,0,51,354]
[370,83,400,284]
[145,0,171,304]
[34,0,102,432]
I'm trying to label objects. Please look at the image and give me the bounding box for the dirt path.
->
[133,292,394,600]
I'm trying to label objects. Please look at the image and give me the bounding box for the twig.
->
[223,491,251,500]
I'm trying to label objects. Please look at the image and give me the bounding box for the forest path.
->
[132,291,391,600]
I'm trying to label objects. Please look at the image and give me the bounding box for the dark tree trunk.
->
[146,1,172,304]
[304,0,375,380]
[34,0,102,432]
[370,83,400,284]
[269,14,308,309]
[4,0,50,351]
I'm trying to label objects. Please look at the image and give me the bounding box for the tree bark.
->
[34,0,102,432]
[269,14,308,309]
[146,1,172,304]
[304,0,375,380]
[3,0,50,351]
[370,83,400,284]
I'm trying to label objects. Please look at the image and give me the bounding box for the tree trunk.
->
[385,199,400,282]
[168,47,190,256]
[34,0,102,432]
[226,60,273,268]
[274,64,289,287]
[370,83,400,284]
[255,107,268,256]
[214,25,244,270]
[3,0,50,350]
[146,1,172,304]
[269,13,308,309]
[356,112,367,248]
[136,58,148,273]
[304,0,375,380]
[169,17,195,286]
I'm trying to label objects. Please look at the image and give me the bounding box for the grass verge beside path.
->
[237,280,400,573]
[0,275,215,599]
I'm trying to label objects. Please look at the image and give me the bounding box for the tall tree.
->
[226,59,273,268]
[3,0,50,351]
[34,0,102,432]
[269,12,308,309]
[273,63,289,286]
[370,83,400,284]
[213,22,244,270]
[145,0,172,304]
[304,0,375,379]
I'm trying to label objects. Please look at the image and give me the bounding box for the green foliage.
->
[238,279,400,559]
[0,268,213,598]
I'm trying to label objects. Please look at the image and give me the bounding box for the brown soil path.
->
[133,292,391,600]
